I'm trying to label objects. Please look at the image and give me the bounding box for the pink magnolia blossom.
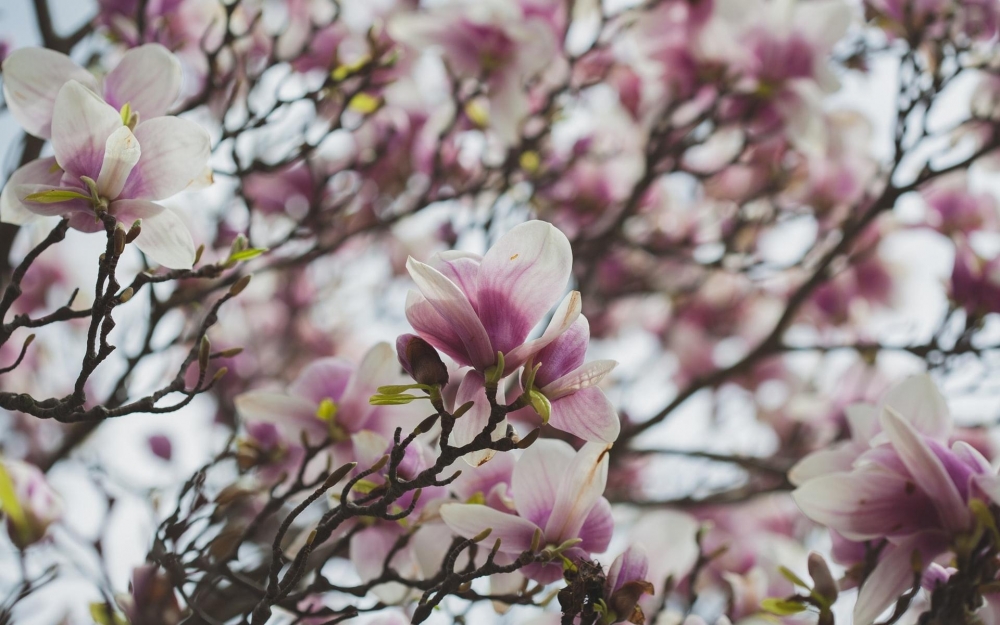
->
[388,0,558,145]
[404,220,580,375]
[1,458,62,550]
[234,343,419,479]
[511,315,621,443]
[1,81,209,269]
[2,44,182,140]
[791,374,999,624]
[440,440,613,583]
[950,244,1000,317]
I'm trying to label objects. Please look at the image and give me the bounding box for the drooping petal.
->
[439,503,539,554]
[51,81,124,180]
[504,290,582,373]
[121,117,212,201]
[881,407,969,533]
[791,467,940,541]
[97,126,141,200]
[542,360,617,400]
[853,531,948,625]
[112,199,195,269]
[452,371,506,467]
[102,44,182,119]
[511,438,575,527]
[0,157,63,225]
[631,511,700,596]
[880,374,951,440]
[846,403,879,442]
[289,357,355,405]
[406,257,494,370]
[532,315,590,387]
[1,48,99,139]
[476,221,573,355]
[543,442,611,544]
[547,386,621,443]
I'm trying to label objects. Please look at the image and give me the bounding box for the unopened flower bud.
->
[396,334,449,386]
[114,224,127,255]
[126,219,142,243]
[229,274,252,296]
[808,552,838,602]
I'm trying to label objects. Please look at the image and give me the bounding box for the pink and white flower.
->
[1,80,210,269]
[440,439,613,583]
[404,220,580,375]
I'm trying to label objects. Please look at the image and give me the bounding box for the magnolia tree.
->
[3,0,1000,623]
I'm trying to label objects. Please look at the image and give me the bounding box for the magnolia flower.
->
[440,440,613,583]
[2,43,182,140]
[0,458,62,550]
[513,315,621,443]
[234,343,416,477]
[951,244,1000,317]
[405,220,580,375]
[1,80,210,269]
[388,0,557,144]
[791,374,999,624]
[603,546,654,625]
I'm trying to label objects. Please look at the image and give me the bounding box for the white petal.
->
[121,117,212,201]
[102,44,182,118]
[51,81,124,180]
[97,126,141,200]
[1,157,62,225]
[511,439,575,528]
[1,47,98,138]
[439,503,539,553]
[543,442,610,544]
[504,290,582,373]
[880,374,951,440]
[113,199,195,269]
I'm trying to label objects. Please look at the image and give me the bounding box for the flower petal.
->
[504,290,582,373]
[350,525,413,604]
[289,357,355,405]
[102,44,182,118]
[406,257,494,370]
[439,503,539,553]
[548,386,621,443]
[452,371,506,467]
[51,81,124,180]
[113,199,195,269]
[532,315,590,387]
[788,443,862,486]
[880,374,951,440]
[476,221,573,356]
[433,250,482,308]
[881,406,969,532]
[97,126,141,200]
[606,545,650,595]
[233,390,324,440]
[2,48,98,139]
[121,117,212,201]
[791,467,940,541]
[511,438,575,528]
[542,359,617,399]
[543,442,611,544]
[853,531,948,625]
[339,343,399,432]
[1,157,63,225]
[405,290,477,368]
[578,496,613,554]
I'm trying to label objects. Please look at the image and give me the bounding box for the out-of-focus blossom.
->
[120,564,183,625]
[950,243,1000,317]
[389,0,558,144]
[0,458,62,550]
[440,440,613,583]
[921,174,999,237]
[791,374,1000,624]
